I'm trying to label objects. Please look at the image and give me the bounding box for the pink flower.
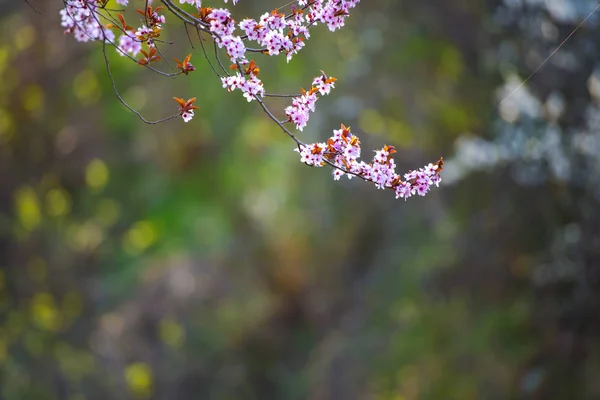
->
[179,0,202,7]
[332,168,345,180]
[60,0,115,43]
[221,72,264,102]
[262,30,285,55]
[117,33,141,57]
[312,72,337,95]
[395,182,412,200]
[295,143,326,166]
[285,92,318,131]
[221,35,246,62]
[182,110,194,122]
[174,97,199,123]
[296,124,443,201]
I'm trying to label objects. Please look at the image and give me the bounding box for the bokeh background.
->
[2,0,600,398]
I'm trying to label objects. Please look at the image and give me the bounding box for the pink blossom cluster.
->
[117,33,142,57]
[121,11,166,57]
[135,25,157,47]
[296,125,442,200]
[219,35,247,63]
[200,0,361,64]
[285,91,318,131]
[116,21,165,57]
[238,0,360,62]
[179,0,239,6]
[205,8,251,63]
[305,0,361,32]
[60,0,167,52]
[59,0,115,43]
[208,9,236,37]
[59,0,361,63]
[312,72,336,95]
[180,0,203,7]
[221,71,265,102]
[238,10,305,62]
[180,0,239,7]
[284,72,336,131]
[56,0,444,199]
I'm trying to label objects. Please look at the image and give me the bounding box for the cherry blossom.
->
[180,0,202,7]
[284,72,335,130]
[174,97,199,123]
[117,33,141,57]
[296,125,443,200]
[220,35,246,63]
[56,0,443,201]
[60,0,114,43]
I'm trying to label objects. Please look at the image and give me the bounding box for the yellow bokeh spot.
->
[68,221,104,252]
[27,257,47,282]
[85,159,109,190]
[122,86,148,110]
[46,188,71,217]
[14,186,41,231]
[358,109,385,135]
[241,116,281,148]
[0,108,14,142]
[21,84,44,113]
[125,363,153,397]
[0,46,9,75]
[95,198,121,227]
[73,69,101,105]
[158,319,184,348]
[14,25,36,51]
[124,221,157,254]
[30,292,61,332]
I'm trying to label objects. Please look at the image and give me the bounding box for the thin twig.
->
[101,39,180,124]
